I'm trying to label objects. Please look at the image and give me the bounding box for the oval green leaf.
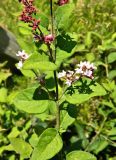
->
[66,151,97,160]
[31,128,63,160]
[13,87,54,113]
[23,53,57,71]
[60,110,75,133]
[23,61,57,71]
[10,138,32,159]
[108,52,116,63]
[65,83,106,104]
[14,99,53,114]
[55,4,74,30]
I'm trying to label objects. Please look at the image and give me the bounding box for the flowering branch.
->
[19,0,54,44]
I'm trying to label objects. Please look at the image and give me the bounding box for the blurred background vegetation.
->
[0,0,116,160]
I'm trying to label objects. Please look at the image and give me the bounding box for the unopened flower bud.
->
[57,0,69,6]
[44,34,54,44]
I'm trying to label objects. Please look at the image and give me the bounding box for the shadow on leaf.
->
[57,33,77,53]
[66,79,96,95]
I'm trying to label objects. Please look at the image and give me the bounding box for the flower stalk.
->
[49,0,60,130]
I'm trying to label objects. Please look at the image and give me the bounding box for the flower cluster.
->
[58,61,97,86]
[19,0,40,30]
[57,0,69,6]
[58,70,79,86]
[19,0,54,44]
[75,61,97,79]
[16,50,29,69]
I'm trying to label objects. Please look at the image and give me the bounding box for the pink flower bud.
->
[44,34,54,44]
[58,0,69,6]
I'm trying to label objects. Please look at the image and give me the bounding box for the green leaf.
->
[108,128,116,136]
[31,128,63,160]
[111,89,116,103]
[98,39,116,51]
[56,48,71,66]
[21,69,35,78]
[66,151,97,160]
[29,133,39,148]
[37,13,49,28]
[65,93,90,104]
[96,61,106,68]
[65,83,106,104]
[8,127,20,138]
[18,21,32,35]
[0,146,7,155]
[94,139,108,154]
[109,70,116,80]
[23,53,57,71]
[10,138,32,159]
[14,100,52,114]
[74,122,86,139]
[85,32,92,48]
[24,61,57,71]
[55,4,74,31]
[86,136,109,154]
[85,31,102,48]
[0,72,12,83]
[101,101,116,111]
[0,88,7,103]
[17,37,35,53]
[75,44,85,52]
[0,61,8,68]
[85,53,95,62]
[7,91,19,104]
[90,83,107,97]
[102,81,115,92]
[108,52,116,63]
[13,87,54,113]
[56,33,77,53]
[60,110,75,133]
[0,88,8,103]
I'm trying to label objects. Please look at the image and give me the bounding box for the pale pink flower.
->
[58,70,66,78]
[75,68,83,74]
[83,70,93,79]
[58,61,96,87]
[75,61,96,79]
[16,50,29,60]
[16,50,29,69]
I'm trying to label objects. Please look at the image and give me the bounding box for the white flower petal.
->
[65,80,72,86]
[66,70,74,77]
[58,70,66,78]
[17,60,23,69]
[16,50,29,60]
[83,70,93,77]
[75,68,83,74]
